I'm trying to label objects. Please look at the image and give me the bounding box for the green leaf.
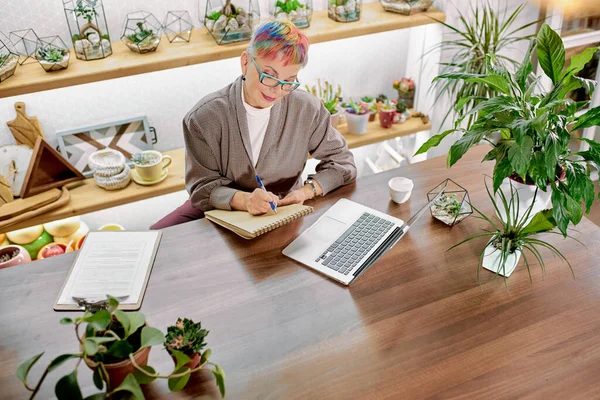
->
[551,189,570,236]
[583,177,595,213]
[60,318,73,325]
[213,364,226,398]
[112,373,144,400]
[563,47,599,78]
[106,295,120,313]
[201,348,212,364]
[536,24,565,84]
[92,367,104,390]
[508,136,533,177]
[140,326,164,349]
[133,365,157,385]
[571,105,600,131]
[107,340,133,359]
[48,354,81,373]
[127,312,146,338]
[55,371,83,400]
[515,40,535,90]
[84,310,111,331]
[414,129,455,156]
[565,190,583,225]
[168,366,191,392]
[448,129,488,167]
[84,338,114,356]
[113,310,131,338]
[465,75,511,95]
[16,352,44,383]
[169,349,192,370]
[493,158,513,193]
[522,209,556,235]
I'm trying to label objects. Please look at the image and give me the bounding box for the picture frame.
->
[56,116,156,178]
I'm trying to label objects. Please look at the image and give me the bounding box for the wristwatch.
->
[304,177,318,198]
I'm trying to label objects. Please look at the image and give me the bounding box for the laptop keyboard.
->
[315,212,395,275]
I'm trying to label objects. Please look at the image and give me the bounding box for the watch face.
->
[0,144,33,196]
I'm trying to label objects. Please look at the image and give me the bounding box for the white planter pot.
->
[345,112,370,135]
[494,177,552,225]
[481,240,521,278]
[330,111,340,128]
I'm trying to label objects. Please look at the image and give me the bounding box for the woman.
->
[151,21,356,229]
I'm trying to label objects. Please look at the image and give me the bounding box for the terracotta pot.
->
[84,345,151,389]
[379,110,396,128]
[368,111,376,122]
[172,351,201,369]
[0,245,32,269]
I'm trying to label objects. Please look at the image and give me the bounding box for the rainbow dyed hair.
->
[247,21,310,67]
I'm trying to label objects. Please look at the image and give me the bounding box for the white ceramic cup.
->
[388,177,414,204]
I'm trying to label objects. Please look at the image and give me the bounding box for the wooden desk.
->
[2,146,599,399]
[3,114,429,232]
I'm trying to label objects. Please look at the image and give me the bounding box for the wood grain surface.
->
[1,145,599,399]
[6,102,44,147]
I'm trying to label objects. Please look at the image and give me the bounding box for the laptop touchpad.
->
[310,216,347,242]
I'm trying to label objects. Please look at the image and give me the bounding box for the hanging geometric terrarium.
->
[35,36,70,72]
[63,0,113,61]
[0,33,19,83]
[269,0,312,29]
[121,11,162,53]
[201,0,260,45]
[163,11,194,43]
[9,29,40,65]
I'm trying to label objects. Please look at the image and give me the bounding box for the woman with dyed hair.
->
[152,21,356,229]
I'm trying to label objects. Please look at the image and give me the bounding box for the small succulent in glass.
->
[428,179,472,226]
[272,0,312,28]
[121,12,162,53]
[328,0,361,22]
[35,36,70,72]
[131,152,159,166]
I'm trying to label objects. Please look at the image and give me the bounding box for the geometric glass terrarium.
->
[35,36,71,72]
[121,11,162,53]
[380,0,433,15]
[9,29,40,65]
[202,0,260,45]
[270,0,312,29]
[0,33,19,83]
[328,0,362,22]
[163,11,194,43]
[63,0,113,61]
[427,178,473,226]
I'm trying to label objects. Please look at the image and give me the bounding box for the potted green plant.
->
[427,2,539,128]
[345,98,370,135]
[450,178,577,285]
[121,13,162,54]
[393,78,415,108]
[305,79,342,127]
[16,297,226,398]
[165,318,209,369]
[395,99,410,123]
[361,96,377,121]
[271,0,312,28]
[64,0,112,61]
[416,24,600,236]
[378,99,397,128]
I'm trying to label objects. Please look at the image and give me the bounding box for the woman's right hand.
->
[231,189,278,215]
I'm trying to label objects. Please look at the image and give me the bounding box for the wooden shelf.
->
[0,5,445,98]
[2,112,429,232]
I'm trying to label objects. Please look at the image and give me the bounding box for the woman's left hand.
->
[278,188,308,206]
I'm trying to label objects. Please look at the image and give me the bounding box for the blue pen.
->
[256,175,277,214]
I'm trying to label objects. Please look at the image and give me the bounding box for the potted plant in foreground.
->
[16,297,226,398]
[450,178,578,286]
[345,98,370,135]
[416,23,600,236]
[165,318,209,369]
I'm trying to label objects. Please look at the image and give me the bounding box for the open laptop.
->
[282,184,446,285]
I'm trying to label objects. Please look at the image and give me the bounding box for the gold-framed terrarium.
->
[121,11,162,53]
[63,0,112,61]
[163,10,195,43]
[269,0,312,29]
[35,36,70,72]
[201,0,260,45]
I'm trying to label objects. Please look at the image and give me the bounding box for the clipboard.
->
[54,231,162,311]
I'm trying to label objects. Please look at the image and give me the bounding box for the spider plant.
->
[449,178,579,286]
[429,1,541,128]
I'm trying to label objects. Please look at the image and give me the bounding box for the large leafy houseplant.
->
[416,23,600,236]
[429,2,540,127]
[450,178,578,286]
[16,297,226,398]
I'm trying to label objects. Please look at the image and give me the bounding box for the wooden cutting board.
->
[0,187,70,231]
[0,174,13,205]
[6,102,44,148]
[0,188,62,221]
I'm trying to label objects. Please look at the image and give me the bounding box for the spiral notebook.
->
[205,204,314,239]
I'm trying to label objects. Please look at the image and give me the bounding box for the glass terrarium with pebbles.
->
[35,36,70,72]
[328,0,361,22]
[202,0,260,45]
[63,0,112,61]
[0,34,19,83]
[380,0,433,15]
[163,11,195,43]
[270,0,312,29]
[428,179,472,226]
[121,11,162,53]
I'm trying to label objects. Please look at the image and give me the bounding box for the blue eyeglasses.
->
[249,54,300,92]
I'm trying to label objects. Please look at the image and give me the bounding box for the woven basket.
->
[94,164,131,190]
[88,149,126,177]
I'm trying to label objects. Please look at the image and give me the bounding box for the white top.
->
[242,86,272,167]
